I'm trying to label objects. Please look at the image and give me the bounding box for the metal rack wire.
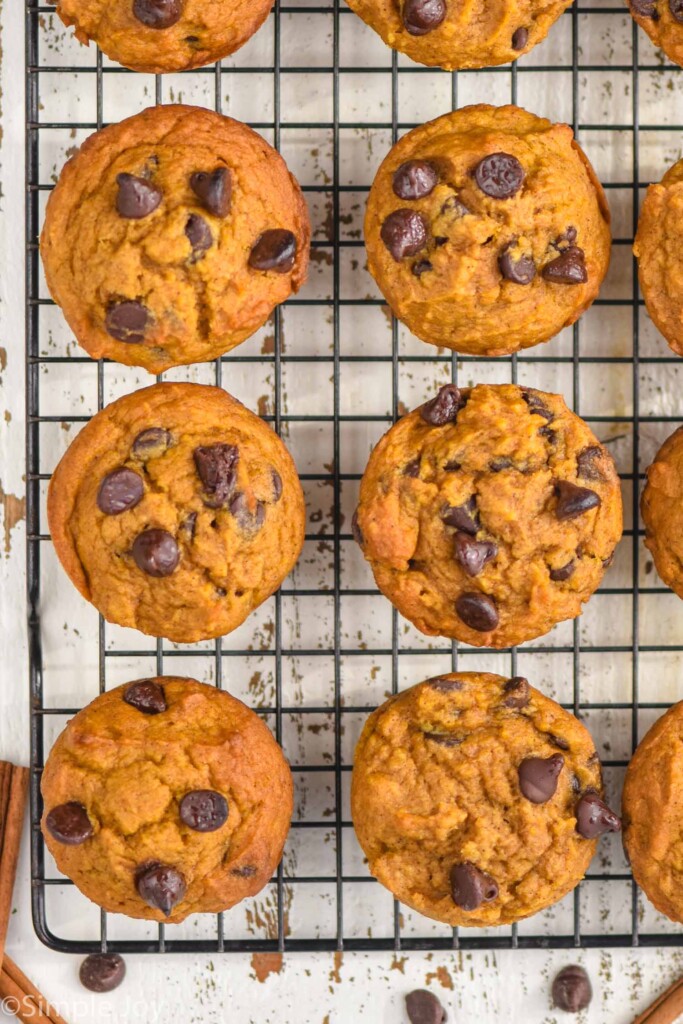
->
[24,0,683,952]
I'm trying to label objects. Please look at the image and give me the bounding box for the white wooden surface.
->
[5,0,683,1020]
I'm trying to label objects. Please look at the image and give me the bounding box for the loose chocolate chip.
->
[249,229,297,272]
[503,676,530,708]
[542,246,587,284]
[132,427,173,459]
[450,862,499,911]
[499,246,535,285]
[402,0,446,33]
[231,864,258,877]
[194,443,239,507]
[179,790,229,832]
[124,679,166,715]
[424,732,461,747]
[381,209,428,261]
[454,532,497,576]
[552,966,593,1013]
[455,592,499,632]
[132,529,179,577]
[116,173,161,219]
[474,153,524,199]
[392,160,439,200]
[576,445,604,481]
[427,676,463,691]
[554,480,601,520]
[420,383,463,426]
[549,560,575,581]
[405,989,447,1024]
[96,468,144,516]
[271,468,283,502]
[670,0,683,20]
[511,26,529,48]
[105,300,149,344]
[79,954,126,994]
[412,259,433,278]
[135,863,187,916]
[518,754,564,803]
[45,803,93,846]
[351,508,364,546]
[185,214,212,256]
[133,0,183,26]
[575,791,621,838]
[230,493,266,533]
[521,387,553,421]
[403,457,421,477]
[546,732,570,751]
[442,497,478,535]
[190,167,232,217]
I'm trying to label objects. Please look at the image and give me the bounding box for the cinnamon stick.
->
[632,975,683,1024]
[0,762,29,964]
[0,957,69,1024]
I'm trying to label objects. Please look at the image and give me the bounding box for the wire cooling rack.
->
[24,0,683,954]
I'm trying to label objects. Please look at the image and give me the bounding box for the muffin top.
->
[55,0,275,74]
[354,382,623,648]
[641,425,683,599]
[40,104,310,373]
[41,678,293,923]
[627,0,683,71]
[351,673,619,927]
[364,105,611,356]
[47,382,305,643]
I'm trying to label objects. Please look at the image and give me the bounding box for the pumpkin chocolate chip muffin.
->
[364,105,610,357]
[353,382,623,648]
[627,0,683,69]
[623,702,683,923]
[40,104,310,374]
[641,425,683,598]
[634,158,683,356]
[41,677,293,923]
[345,0,572,70]
[47,382,305,644]
[54,0,274,74]
[351,673,620,927]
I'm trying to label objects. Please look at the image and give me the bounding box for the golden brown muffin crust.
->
[41,678,293,923]
[56,0,274,74]
[364,105,611,357]
[351,673,615,927]
[346,0,572,70]
[47,382,305,643]
[623,701,683,923]
[354,383,623,648]
[641,425,683,598]
[40,105,310,373]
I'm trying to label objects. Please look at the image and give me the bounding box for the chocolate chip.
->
[96,468,144,516]
[434,235,448,246]
[518,754,564,803]
[380,209,429,262]
[550,560,575,581]
[271,468,283,502]
[179,790,229,832]
[194,443,239,507]
[474,153,524,199]
[420,384,463,426]
[553,226,578,249]
[229,493,266,533]
[427,676,463,691]
[539,426,556,443]
[424,732,461,747]
[405,990,447,1024]
[412,259,433,278]
[403,458,421,477]
[450,862,499,911]
[453,533,497,576]
[443,459,460,471]
[45,803,93,846]
[511,26,528,48]
[455,592,498,632]
[575,791,621,838]
[79,954,126,994]
[502,676,530,708]
[499,245,535,285]
[231,864,258,877]
[521,387,553,421]
[552,966,593,1013]
[190,167,232,217]
[392,160,439,200]
[571,774,582,793]
[602,552,614,569]
[554,480,601,520]
[135,863,187,916]
[670,0,683,20]
[132,427,173,460]
[631,0,659,13]
[132,0,183,26]
[185,214,212,256]
[352,508,364,546]
[402,0,446,33]
[132,529,179,577]
[442,497,478,534]
[542,246,587,284]
[105,300,149,343]
[249,229,297,272]
[546,732,570,751]
[576,445,604,482]
[489,457,513,472]
[123,680,166,715]
[115,173,161,219]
